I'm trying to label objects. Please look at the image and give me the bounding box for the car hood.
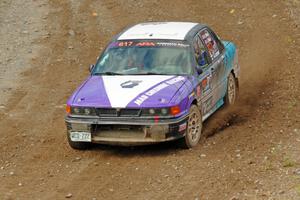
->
[69,75,188,108]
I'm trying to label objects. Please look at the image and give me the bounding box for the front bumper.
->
[65,114,188,145]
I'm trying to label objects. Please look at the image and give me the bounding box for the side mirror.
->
[196,66,203,75]
[89,64,95,72]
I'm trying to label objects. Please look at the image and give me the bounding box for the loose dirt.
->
[0,0,300,199]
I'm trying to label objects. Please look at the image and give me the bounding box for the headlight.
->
[71,107,96,116]
[142,108,170,116]
[73,107,81,114]
[84,108,92,115]
[149,109,155,115]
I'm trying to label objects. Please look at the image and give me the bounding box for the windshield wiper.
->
[131,72,169,75]
[93,72,124,75]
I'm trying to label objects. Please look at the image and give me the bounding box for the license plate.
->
[70,132,91,142]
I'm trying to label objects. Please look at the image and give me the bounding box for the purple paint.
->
[68,76,111,108]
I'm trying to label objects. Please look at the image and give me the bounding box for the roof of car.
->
[117,22,203,41]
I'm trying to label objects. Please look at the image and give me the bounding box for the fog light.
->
[161,108,168,115]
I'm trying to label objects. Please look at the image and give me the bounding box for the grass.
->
[282,157,296,168]
[296,185,300,196]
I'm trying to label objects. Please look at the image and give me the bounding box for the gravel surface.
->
[0,0,299,199]
[0,0,48,105]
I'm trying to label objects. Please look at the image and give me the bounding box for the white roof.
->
[118,22,198,41]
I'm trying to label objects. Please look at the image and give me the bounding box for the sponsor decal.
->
[103,75,172,108]
[201,74,212,94]
[118,41,133,47]
[178,122,187,132]
[196,85,201,97]
[203,97,213,114]
[77,97,85,102]
[109,41,189,49]
[145,82,169,96]
[134,76,185,106]
[159,98,167,103]
[136,42,155,47]
[202,78,208,88]
[154,116,160,123]
[156,42,190,48]
[121,80,142,88]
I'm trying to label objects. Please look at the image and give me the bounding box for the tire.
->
[67,131,92,150]
[179,105,202,149]
[225,72,238,106]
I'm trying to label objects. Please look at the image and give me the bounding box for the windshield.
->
[93,41,193,75]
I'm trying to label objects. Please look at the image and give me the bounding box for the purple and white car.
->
[65,22,239,149]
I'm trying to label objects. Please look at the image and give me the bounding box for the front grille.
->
[96,108,141,117]
[119,109,141,117]
[93,124,144,138]
[97,108,117,116]
[169,124,179,133]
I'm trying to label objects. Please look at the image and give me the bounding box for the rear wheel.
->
[179,105,202,149]
[225,72,238,106]
[67,131,92,150]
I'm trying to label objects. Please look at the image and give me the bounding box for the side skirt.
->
[202,98,224,122]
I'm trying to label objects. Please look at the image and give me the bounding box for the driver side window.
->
[193,34,209,67]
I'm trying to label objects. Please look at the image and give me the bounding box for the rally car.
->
[65,22,239,149]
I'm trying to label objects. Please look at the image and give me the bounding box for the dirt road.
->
[0,0,300,199]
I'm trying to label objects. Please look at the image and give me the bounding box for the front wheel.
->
[179,105,202,149]
[225,73,238,106]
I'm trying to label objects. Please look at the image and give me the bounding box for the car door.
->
[192,32,214,118]
[199,28,225,107]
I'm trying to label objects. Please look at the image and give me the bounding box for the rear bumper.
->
[65,114,188,145]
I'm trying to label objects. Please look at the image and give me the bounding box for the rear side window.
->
[193,34,209,67]
[210,31,225,52]
[200,29,220,60]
